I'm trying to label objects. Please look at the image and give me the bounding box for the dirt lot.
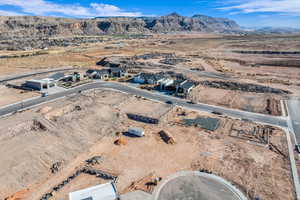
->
[189,85,283,115]
[0,85,38,107]
[1,34,300,112]
[1,34,299,200]
[0,89,294,200]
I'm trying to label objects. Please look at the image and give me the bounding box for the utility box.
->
[128,127,145,137]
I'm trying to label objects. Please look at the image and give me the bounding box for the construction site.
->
[0,32,299,200]
[0,88,294,200]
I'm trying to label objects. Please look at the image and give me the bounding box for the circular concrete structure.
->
[154,171,247,200]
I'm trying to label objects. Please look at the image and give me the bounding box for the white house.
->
[133,73,165,85]
[24,78,56,91]
[159,78,174,91]
[69,182,118,200]
[176,80,195,97]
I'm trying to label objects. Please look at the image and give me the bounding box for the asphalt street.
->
[287,100,300,144]
[0,81,288,128]
[154,171,247,200]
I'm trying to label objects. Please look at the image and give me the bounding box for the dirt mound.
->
[134,52,175,60]
[159,57,191,65]
[50,161,63,174]
[265,98,282,116]
[85,156,103,165]
[4,188,30,200]
[114,137,128,145]
[201,80,291,94]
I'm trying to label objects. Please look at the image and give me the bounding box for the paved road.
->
[285,128,300,200]
[0,67,74,84]
[0,81,288,128]
[285,100,300,200]
[287,100,300,144]
[154,171,247,200]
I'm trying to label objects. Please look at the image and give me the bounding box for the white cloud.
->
[91,3,141,17]
[0,0,142,17]
[220,0,300,16]
[0,9,23,16]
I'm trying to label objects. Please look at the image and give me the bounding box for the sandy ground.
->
[0,85,38,107]
[1,34,300,109]
[0,34,299,200]
[0,89,294,200]
[189,85,282,115]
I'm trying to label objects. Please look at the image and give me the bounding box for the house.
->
[24,78,56,91]
[159,78,174,91]
[98,69,111,79]
[133,73,165,84]
[110,67,126,78]
[86,69,97,78]
[86,68,125,79]
[69,182,118,200]
[176,80,195,97]
[86,69,110,79]
[60,72,81,82]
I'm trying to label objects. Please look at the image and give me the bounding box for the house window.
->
[178,88,184,93]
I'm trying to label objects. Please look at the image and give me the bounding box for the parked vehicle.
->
[187,101,195,104]
[41,92,48,97]
[165,100,173,104]
[212,111,223,115]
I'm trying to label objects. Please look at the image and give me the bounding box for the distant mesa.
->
[0,13,242,50]
[0,12,241,37]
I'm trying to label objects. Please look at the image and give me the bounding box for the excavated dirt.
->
[1,34,300,200]
[0,90,294,200]
[189,86,283,116]
[200,80,291,94]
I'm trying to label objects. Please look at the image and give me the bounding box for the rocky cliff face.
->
[0,13,241,50]
[142,13,240,33]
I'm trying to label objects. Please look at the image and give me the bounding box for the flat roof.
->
[69,182,117,200]
[50,72,65,80]
[27,78,55,83]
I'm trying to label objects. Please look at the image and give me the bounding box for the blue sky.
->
[0,0,300,27]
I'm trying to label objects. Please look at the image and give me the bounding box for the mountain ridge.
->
[0,13,241,50]
[0,13,241,37]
